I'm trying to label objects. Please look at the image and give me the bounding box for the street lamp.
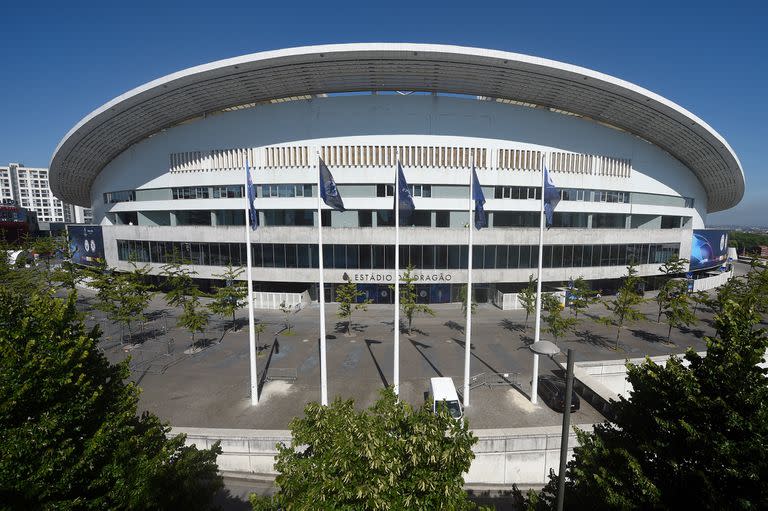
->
[529,340,560,404]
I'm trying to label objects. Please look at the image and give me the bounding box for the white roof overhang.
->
[49,43,744,211]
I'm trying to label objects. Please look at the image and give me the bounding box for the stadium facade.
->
[49,44,744,303]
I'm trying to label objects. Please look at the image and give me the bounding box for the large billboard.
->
[690,229,729,271]
[68,225,105,266]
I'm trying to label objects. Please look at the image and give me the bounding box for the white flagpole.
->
[393,150,400,397]
[316,150,329,406]
[463,156,474,408]
[245,154,259,406]
[531,152,548,404]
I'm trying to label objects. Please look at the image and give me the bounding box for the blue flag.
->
[472,167,487,230]
[397,161,415,225]
[543,165,560,227]
[246,160,258,230]
[319,158,345,211]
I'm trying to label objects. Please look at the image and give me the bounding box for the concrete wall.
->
[172,424,593,486]
[91,95,709,228]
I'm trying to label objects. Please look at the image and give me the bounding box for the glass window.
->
[448,246,461,269]
[262,244,274,267]
[373,245,385,269]
[422,245,435,269]
[496,245,508,269]
[297,244,310,268]
[436,245,448,268]
[562,245,573,267]
[472,245,483,269]
[508,245,519,269]
[359,245,372,269]
[347,245,359,269]
[435,211,450,228]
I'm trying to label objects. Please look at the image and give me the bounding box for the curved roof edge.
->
[49,43,744,211]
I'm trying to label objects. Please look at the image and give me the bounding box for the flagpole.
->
[245,155,259,406]
[463,156,474,408]
[393,150,400,397]
[531,152,548,405]
[316,150,329,406]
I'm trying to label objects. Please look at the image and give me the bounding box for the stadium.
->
[49,43,744,304]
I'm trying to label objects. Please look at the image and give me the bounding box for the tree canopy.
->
[525,288,768,509]
[0,288,223,510]
[252,388,481,510]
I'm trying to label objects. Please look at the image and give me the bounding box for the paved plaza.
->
[75,267,733,431]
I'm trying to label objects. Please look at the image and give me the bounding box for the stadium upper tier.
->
[49,43,744,211]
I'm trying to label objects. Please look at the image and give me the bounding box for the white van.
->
[430,377,463,420]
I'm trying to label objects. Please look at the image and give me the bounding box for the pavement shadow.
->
[450,337,523,394]
[499,319,526,333]
[573,329,613,350]
[679,326,706,339]
[409,340,443,377]
[444,320,464,334]
[333,321,369,334]
[364,339,389,388]
[629,328,669,345]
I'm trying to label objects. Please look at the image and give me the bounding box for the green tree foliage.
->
[519,275,537,329]
[0,288,223,510]
[567,276,597,319]
[178,290,209,345]
[208,265,248,331]
[335,280,372,334]
[51,235,85,290]
[397,264,435,334]
[598,263,646,350]
[458,283,477,315]
[279,300,297,334]
[543,293,578,345]
[30,235,58,288]
[660,280,697,343]
[530,297,768,510]
[254,387,480,510]
[655,257,689,322]
[729,230,768,256]
[90,262,155,342]
[160,249,198,309]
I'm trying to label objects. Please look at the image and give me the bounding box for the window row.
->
[117,240,679,271]
[260,184,312,198]
[103,190,136,204]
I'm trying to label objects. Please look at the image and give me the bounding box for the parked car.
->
[537,375,580,413]
[430,377,463,421]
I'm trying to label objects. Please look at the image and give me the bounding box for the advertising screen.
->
[690,229,729,271]
[68,225,105,266]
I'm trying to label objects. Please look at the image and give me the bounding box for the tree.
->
[160,249,198,309]
[655,257,689,322]
[279,300,297,335]
[567,276,597,320]
[335,280,372,335]
[519,275,537,329]
[208,264,248,332]
[660,280,697,343]
[598,263,646,350]
[91,262,155,343]
[178,290,209,345]
[0,288,223,510]
[51,235,85,290]
[395,264,435,335]
[30,235,58,288]
[543,293,578,345]
[528,297,768,510]
[254,387,481,510]
[458,283,478,315]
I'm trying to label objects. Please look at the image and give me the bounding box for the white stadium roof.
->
[49,43,744,211]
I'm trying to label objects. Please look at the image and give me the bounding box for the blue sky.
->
[1,1,765,225]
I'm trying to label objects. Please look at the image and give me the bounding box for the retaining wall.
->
[172,424,594,486]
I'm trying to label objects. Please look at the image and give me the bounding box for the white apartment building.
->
[0,163,91,223]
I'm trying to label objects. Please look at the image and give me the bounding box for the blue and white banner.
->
[690,229,728,271]
[397,161,415,224]
[471,167,487,230]
[246,160,259,230]
[319,158,346,211]
[543,166,560,227]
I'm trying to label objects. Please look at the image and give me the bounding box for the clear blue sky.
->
[1,0,765,226]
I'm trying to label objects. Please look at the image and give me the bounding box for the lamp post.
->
[529,340,560,404]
